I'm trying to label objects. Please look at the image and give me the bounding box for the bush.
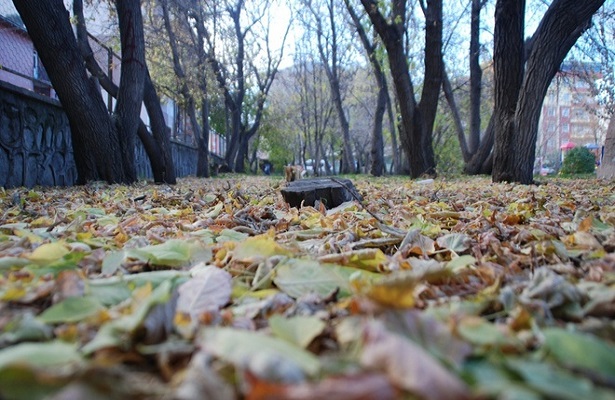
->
[560,147,596,175]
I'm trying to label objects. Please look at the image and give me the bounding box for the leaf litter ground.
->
[0,176,614,399]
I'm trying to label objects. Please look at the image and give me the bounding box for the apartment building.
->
[537,62,604,167]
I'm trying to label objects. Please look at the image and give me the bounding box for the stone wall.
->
[0,80,76,188]
[1,80,210,188]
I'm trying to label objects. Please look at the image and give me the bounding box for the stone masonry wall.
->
[1,80,205,188]
[0,80,76,188]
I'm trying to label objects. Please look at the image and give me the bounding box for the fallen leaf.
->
[269,314,325,348]
[360,320,470,399]
[176,265,232,320]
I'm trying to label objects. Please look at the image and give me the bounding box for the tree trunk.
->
[492,0,525,183]
[468,0,482,154]
[197,97,211,178]
[417,0,443,176]
[141,70,177,183]
[510,0,605,183]
[73,0,176,184]
[114,0,146,183]
[597,115,615,179]
[492,0,605,184]
[360,0,437,178]
[13,0,128,184]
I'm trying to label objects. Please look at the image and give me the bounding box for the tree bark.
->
[492,0,525,183]
[13,0,128,184]
[73,0,176,184]
[360,0,438,178]
[510,0,605,183]
[492,0,605,184]
[417,0,443,176]
[597,115,615,179]
[115,0,146,183]
[468,0,482,154]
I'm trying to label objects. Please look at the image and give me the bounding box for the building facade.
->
[537,62,604,168]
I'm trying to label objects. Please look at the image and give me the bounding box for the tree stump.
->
[280,178,362,209]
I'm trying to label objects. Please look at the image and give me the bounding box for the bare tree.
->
[440,0,494,175]
[345,0,388,176]
[155,0,212,177]
[295,42,336,174]
[202,0,289,172]
[303,0,357,174]
[360,0,442,178]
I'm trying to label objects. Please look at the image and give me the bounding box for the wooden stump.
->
[280,177,362,209]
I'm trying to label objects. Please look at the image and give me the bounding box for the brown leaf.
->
[360,321,470,400]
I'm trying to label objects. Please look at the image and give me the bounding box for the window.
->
[562,123,570,133]
[562,107,570,117]
[33,50,39,79]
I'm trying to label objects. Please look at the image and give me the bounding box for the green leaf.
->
[82,280,174,354]
[38,296,104,324]
[0,257,31,271]
[216,228,249,243]
[101,250,127,275]
[543,328,615,382]
[0,313,53,345]
[127,239,211,267]
[201,327,320,376]
[273,258,375,298]
[506,358,612,400]
[464,359,541,400]
[0,341,82,370]
[269,315,325,348]
[457,316,522,351]
[446,255,476,271]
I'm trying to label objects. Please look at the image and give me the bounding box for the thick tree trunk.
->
[492,0,525,183]
[492,0,605,184]
[141,70,177,183]
[417,0,443,176]
[115,0,145,183]
[73,0,176,184]
[13,0,128,184]
[510,0,605,183]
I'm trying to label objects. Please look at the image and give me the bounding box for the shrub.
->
[560,147,596,175]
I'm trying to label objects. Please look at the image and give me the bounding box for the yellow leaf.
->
[364,272,417,308]
[1,286,26,301]
[232,233,292,263]
[30,216,55,228]
[28,242,69,264]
